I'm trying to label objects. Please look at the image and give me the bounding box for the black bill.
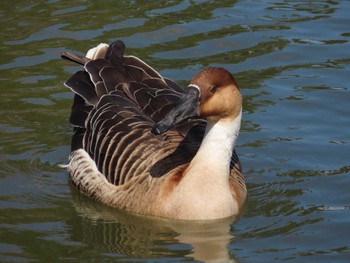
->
[152,86,200,135]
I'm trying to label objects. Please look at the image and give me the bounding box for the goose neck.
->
[193,110,242,168]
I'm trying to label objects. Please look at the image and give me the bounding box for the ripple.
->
[318,206,350,211]
[51,5,86,16]
[1,0,350,262]
[0,47,66,69]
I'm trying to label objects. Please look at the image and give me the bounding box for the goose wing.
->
[63,41,206,186]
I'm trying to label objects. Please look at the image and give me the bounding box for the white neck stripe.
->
[188,84,201,97]
[188,84,200,90]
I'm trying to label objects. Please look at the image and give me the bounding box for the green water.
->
[1,1,350,262]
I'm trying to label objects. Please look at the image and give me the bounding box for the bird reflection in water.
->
[67,184,240,262]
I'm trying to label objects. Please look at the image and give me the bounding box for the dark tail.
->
[61,52,91,65]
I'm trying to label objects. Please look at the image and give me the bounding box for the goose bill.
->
[152,87,200,135]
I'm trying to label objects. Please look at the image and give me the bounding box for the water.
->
[1,1,349,262]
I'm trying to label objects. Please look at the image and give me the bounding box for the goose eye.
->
[209,85,218,94]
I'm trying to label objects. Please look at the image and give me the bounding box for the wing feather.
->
[65,71,98,105]
[124,55,163,79]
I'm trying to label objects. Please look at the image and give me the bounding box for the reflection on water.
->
[1,0,350,262]
[69,186,238,262]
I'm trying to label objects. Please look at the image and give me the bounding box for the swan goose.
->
[62,41,246,220]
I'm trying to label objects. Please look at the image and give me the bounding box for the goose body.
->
[62,41,246,220]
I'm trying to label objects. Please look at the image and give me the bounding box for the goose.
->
[62,40,246,220]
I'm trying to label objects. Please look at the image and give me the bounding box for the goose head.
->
[152,67,242,135]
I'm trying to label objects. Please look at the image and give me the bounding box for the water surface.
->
[1,1,350,262]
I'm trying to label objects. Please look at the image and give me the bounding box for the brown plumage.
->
[62,40,246,220]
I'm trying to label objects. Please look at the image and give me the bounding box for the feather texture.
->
[63,40,245,219]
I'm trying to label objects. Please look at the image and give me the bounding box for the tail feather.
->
[61,52,90,65]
